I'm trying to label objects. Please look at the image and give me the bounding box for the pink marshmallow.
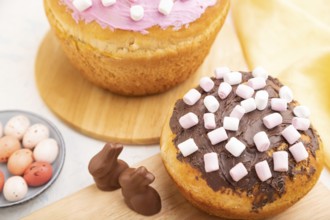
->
[223,117,240,131]
[248,77,266,90]
[263,113,283,129]
[271,98,288,112]
[273,151,289,172]
[281,125,301,144]
[223,71,242,85]
[225,137,246,157]
[183,89,201,106]
[236,84,255,99]
[253,131,270,152]
[255,90,269,110]
[230,105,245,120]
[204,95,220,113]
[203,113,216,129]
[177,138,199,157]
[218,82,232,99]
[207,127,228,145]
[214,66,230,79]
[199,77,214,92]
[240,98,257,113]
[179,112,199,129]
[255,160,272,182]
[292,117,310,131]
[230,162,248,182]
[204,152,219,173]
[289,142,309,162]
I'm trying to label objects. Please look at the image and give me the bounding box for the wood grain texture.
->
[23,154,330,220]
[34,21,247,145]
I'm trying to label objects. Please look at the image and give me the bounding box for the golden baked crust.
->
[43,0,230,96]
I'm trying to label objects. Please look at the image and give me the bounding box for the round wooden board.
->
[35,22,247,145]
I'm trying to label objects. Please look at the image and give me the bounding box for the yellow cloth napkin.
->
[232,0,330,169]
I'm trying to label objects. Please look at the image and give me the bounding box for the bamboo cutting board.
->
[23,154,330,220]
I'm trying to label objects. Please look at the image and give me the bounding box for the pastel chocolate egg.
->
[33,138,59,164]
[0,170,4,192]
[24,162,53,187]
[3,176,28,202]
[7,149,34,176]
[0,136,21,163]
[23,124,49,149]
[4,115,30,140]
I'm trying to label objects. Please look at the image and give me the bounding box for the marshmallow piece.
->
[225,137,246,157]
[207,127,228,145]
[218,82,232,99]
[289,142,309,162]
[223,117,239,131]
[214,66,230,79]
[204,152,219,173]
[281,125,301,144]
[177,138,199,157]
[255,90,269,110]
[248,77,266,90]
[199,77,214,92]
[263,113,283,129]
[203,113,216,130]
[293,106,311,119]
[255,160,272,182]
[271,98,288,112]
[183,89,201,105]
[230,105,245,120]
[223,72,242,85]
[230,162,248,182]
[236,84,254,99]
[292,117,310,131]
[253,131,270,152]
[204,95,220,113]
[273,151,289,172]
[279,86,293,103]
[179,112,199,129]
[130,5,144,21]
[240,98,257,113]
[252,66,268,79]
[101,0,116,7]
[158,0,174,15]
[72,0,92,12]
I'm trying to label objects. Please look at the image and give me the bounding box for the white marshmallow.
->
[230,162,248,182]
[255,160,272,182]
[72,0,92,12]
[223,72,242,85]
[252,66,268,79]
[253,131,270,152]
[207,127,228,145]
[230,105,245,120]
[248,77,266,90]
[203,113,216,130]
[203,95,220,113]
[279,86,293,103]
[271,98,288,112]
[179,112,199,129]
[289,142,309,162]
[225,137,246,157]
[236,84,254,99]
[240,98,257,113]
[293,106,311,119]
[199,77,214,92]
[292,117,310,131]
[177,138,199,157]
[281,125,301,144]
[218,82,232,99]
[273,151,289,172]
[223,117,239,131]
[263,113,283,129]
[204,152,219,173]
[183,89,201,105]
[130,5,144,21]
[214,66,230,79]
[255,90,269,110]
[101,0,116,7]
[158,0,174,15]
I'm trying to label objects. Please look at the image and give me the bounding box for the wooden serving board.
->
[35,21,247,145]
[23,154,330,220]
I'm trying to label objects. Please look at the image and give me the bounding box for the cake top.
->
[169,67,320,211]
[61,0,217,34]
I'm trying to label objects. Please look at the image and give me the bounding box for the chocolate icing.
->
[169,72,320,211]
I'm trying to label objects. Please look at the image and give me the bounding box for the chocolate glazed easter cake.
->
[160,68,324,219]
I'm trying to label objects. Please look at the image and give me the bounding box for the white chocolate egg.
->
[33,138,59,164]
[4,115,30,140]
[3,176,28,202]
[0,122,3,138]
[23,124,50,149]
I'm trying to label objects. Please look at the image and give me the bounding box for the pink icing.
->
[60,0,217,34]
